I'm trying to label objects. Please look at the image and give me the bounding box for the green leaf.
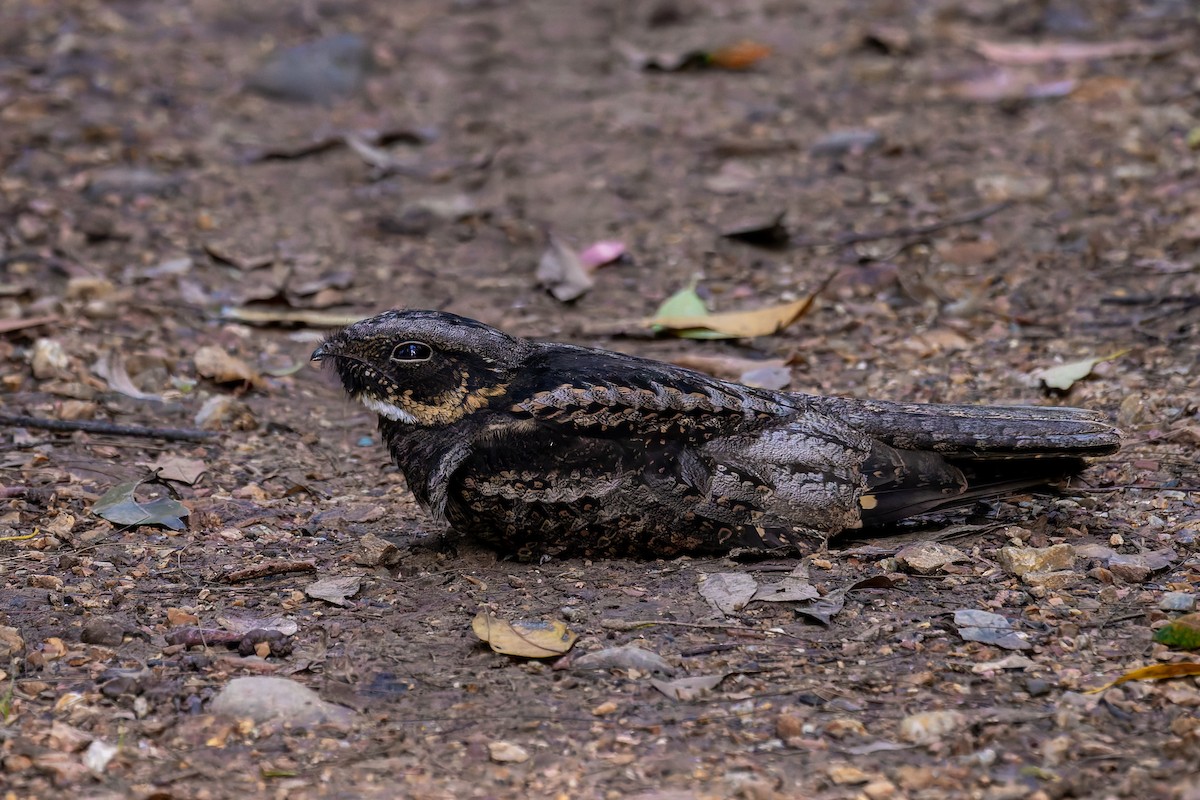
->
[649,286,732,339]
[92,480,189,530]
[1154,613,1200,650]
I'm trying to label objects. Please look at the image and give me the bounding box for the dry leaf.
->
[650,673,729,701]
[1087,662,1200,693]
[146,455,207,485]
[93,352,164,401]
[536,235,593,302]
[579,240,626,270]
[471,612,578,658]
[220,307,366,328]
[1033,350,1127,391]
[648,293,820,338]
[572,646,675,675]
[974,36,1188,66]
[304,576,362,607]
[699,572,758,615]
[194,346,263,388]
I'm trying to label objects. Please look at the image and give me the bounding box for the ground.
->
[2,0,1199,797]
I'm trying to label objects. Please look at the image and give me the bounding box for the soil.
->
[2,1,1199,798]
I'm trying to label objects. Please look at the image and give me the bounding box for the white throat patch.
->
[360,395,418,424]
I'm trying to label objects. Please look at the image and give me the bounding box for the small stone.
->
[354,533,401,567]
[487,741,530,763]
[899,710,967,744]
[810,128,882,157]
[85,167,179,199]
[0,626,25,659]
[996,544,1075,577]
[1025,678,1053,697]
[209,676,354,727]
[591,700,619,716]
[827,764,871,785]
[1021,569,1080,590]
[1160,592,1196,612]
[863,779,898,800]
[28,574,63,590]
[1108,555,1152,583]
[895,542,967,575]
[80,617,127,647]
[776,709,806,739]
[30,338,69,379]
[247,33,370,104]
[195,395,256,431]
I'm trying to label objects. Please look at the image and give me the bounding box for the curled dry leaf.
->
[472,611,578,658]
[1087,662,1200,693]
[304,576,363,607]
[536,234,593,302]
[93,352,164,401]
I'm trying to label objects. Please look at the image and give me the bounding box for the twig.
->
[790,201,1013,249]
[222,560,317,584]
[0,414,215,442]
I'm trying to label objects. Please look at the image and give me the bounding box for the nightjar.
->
[313,310,1120,559]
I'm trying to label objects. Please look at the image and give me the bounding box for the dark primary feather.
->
[313,309,1121,559]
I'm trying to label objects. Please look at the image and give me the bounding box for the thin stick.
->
[0,414,215,442]
[790,201,1013,249]
[222,560,317,584]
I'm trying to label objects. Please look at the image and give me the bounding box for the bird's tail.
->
[806,396,1121,458]
[806,396,1121,526]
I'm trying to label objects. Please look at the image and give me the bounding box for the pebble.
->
[1160,592,1196,611]
[210,676,354,727]
[247,34,370,104]
[80,617,127,647]
[996,544,1075,576]
[898,710,967,744]
[487,741,530,763]
[895,541,967,575]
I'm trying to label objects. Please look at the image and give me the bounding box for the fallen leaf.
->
[304,576,363,607]
[955,609,1031,651]
[974,36,1188,66]
[92,481,189,530]
[794,588,846,626]
[972,654,1036,673]
[699,572,758,615]
[146,455,208,485]
[579,240,626,270]
[649,286,730,340]
[1034,350,1128,391]
[194,346,263,388]
[572,646,675,675]
[92,352,164,401]
[751,568,819,604]
[1154,613,1200,650]
[536,234,594,302]
[621,39,770,72]
[650,673,729,701]
[649,291,821,338]
[1087,662,1200,693]
[472,612,578,658]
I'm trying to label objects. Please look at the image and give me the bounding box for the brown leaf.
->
[194,346,264,388]
[536,235,594,302]
[648,293,819,338]
[650,673,729,701]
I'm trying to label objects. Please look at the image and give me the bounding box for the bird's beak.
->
[311,343,332,362]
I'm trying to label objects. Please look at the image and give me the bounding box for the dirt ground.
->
[2,0,1200,797]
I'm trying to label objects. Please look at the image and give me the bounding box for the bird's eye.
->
[389,341,433,362]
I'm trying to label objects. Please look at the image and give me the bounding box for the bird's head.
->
[312,309,532,426]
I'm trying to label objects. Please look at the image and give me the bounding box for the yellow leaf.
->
[471,611,578,659]
[1034,350,1128,391]
[648,293,819,338]
[1086,661,1200,693]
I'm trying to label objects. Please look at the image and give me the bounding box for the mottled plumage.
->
[312,310,1121,559]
